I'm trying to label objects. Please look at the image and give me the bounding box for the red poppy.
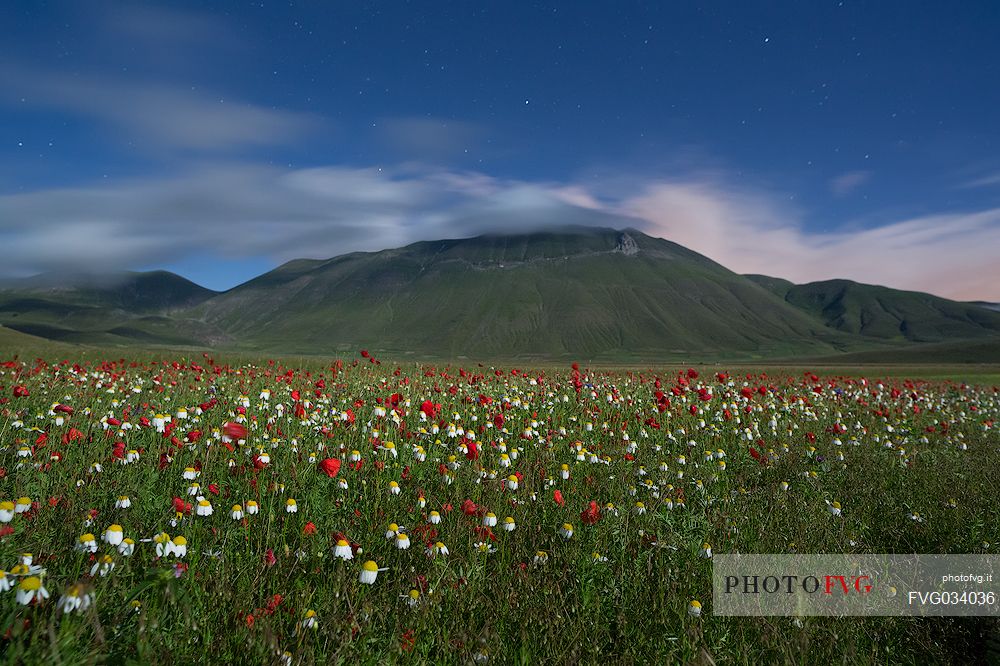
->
[581,500,601,525]
[303,522,317,535]
[318,457,341,477]
[12,385,29,397]
[223,422,247,440]
[553,490,565,507]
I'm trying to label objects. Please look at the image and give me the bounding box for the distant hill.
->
[0,271,227,347]
[968,301,1000,313]
[745,275,1000,343]
[0,228,998,361]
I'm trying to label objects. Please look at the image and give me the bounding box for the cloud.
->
[0,164,633,280]
[620,180,1000,301]
[0,65,319,152]
[376,117,485,160]
[829,170,871,196]
[1,163,999,300]
[962,172,1000,188]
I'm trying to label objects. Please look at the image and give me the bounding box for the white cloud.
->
[0,66,319,152]
[620,180,1000,300]
[2,163,999,301]
[829,170,871,196]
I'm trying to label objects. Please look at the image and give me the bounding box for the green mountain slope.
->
[1,229,998,361]
[746,275,1000,342]
[0,271,227,347]
[191,227,858,359]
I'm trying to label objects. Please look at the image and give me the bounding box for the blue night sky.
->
[2,1,1000,299]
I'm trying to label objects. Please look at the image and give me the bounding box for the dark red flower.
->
[318,458,341,478]
[223,422,247,440]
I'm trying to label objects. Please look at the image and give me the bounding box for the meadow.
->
[0,346,998,664]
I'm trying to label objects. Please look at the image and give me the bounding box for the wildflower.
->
[77,533,98,553]
[16,576,49,605]
[0,571,11,593]
[90,554,115,577]
[427,541,449,557]
[506,475,519,491]
[334,539,354,560]
[318,457,341,477]
[231,504,244,520]
[395,533,411,550]
[780,481,790,492]
[168,536,188,558]
[183,467,199,481]
[57,584,93,614]
[388,481,401,496]
[15,497,31,514]
[827,500,842,517]
[560,523,574,539]
[246,500,259,515]
[386,523,401,539]
[503,516,516,532]
[592,552,609,562]
[474,541,496,554]
[116,496,132,509]
[701,543,712,558]
[196,499,214,517]
[405,588,421,607]
[0,501,15,523]
[285,499,298,513]
[534,550,549,564]
[153,532,171,556]
[118,538,136,556]
[483,512,498,527]
[560,464,570,480]
[359,560,385,584]
[688,600,702,617]
[428,511,441,525]
[300,609,318,630]
[102,524,124,546]
[634,501,646,515]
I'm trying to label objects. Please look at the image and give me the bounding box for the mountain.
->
[0,227,998,361]
[745,275,1000,343]
[189,227,859,359]
[0,271,227,346]
[968,301,1000,313]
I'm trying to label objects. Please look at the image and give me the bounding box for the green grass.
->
[0,346,997,664]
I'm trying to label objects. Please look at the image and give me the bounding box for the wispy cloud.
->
[621,179,1000,301]
[962,171,1000,189]
[0,65,319,152]
[829,170,871,196]
[1,163,998,300]
[376,117,485,160]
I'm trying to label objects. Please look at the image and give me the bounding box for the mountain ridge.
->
[0,227,997,361]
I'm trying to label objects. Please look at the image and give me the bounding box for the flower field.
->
[0,351,998,664]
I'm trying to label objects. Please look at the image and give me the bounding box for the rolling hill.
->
[745,275,1000,343]
[0,227,998,361]
[0,271,228,347]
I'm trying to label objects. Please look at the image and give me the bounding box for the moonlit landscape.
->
[1,2,999,664]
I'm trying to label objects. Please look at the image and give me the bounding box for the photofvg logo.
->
[713,554,1000,617]
[724,572,873,596]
